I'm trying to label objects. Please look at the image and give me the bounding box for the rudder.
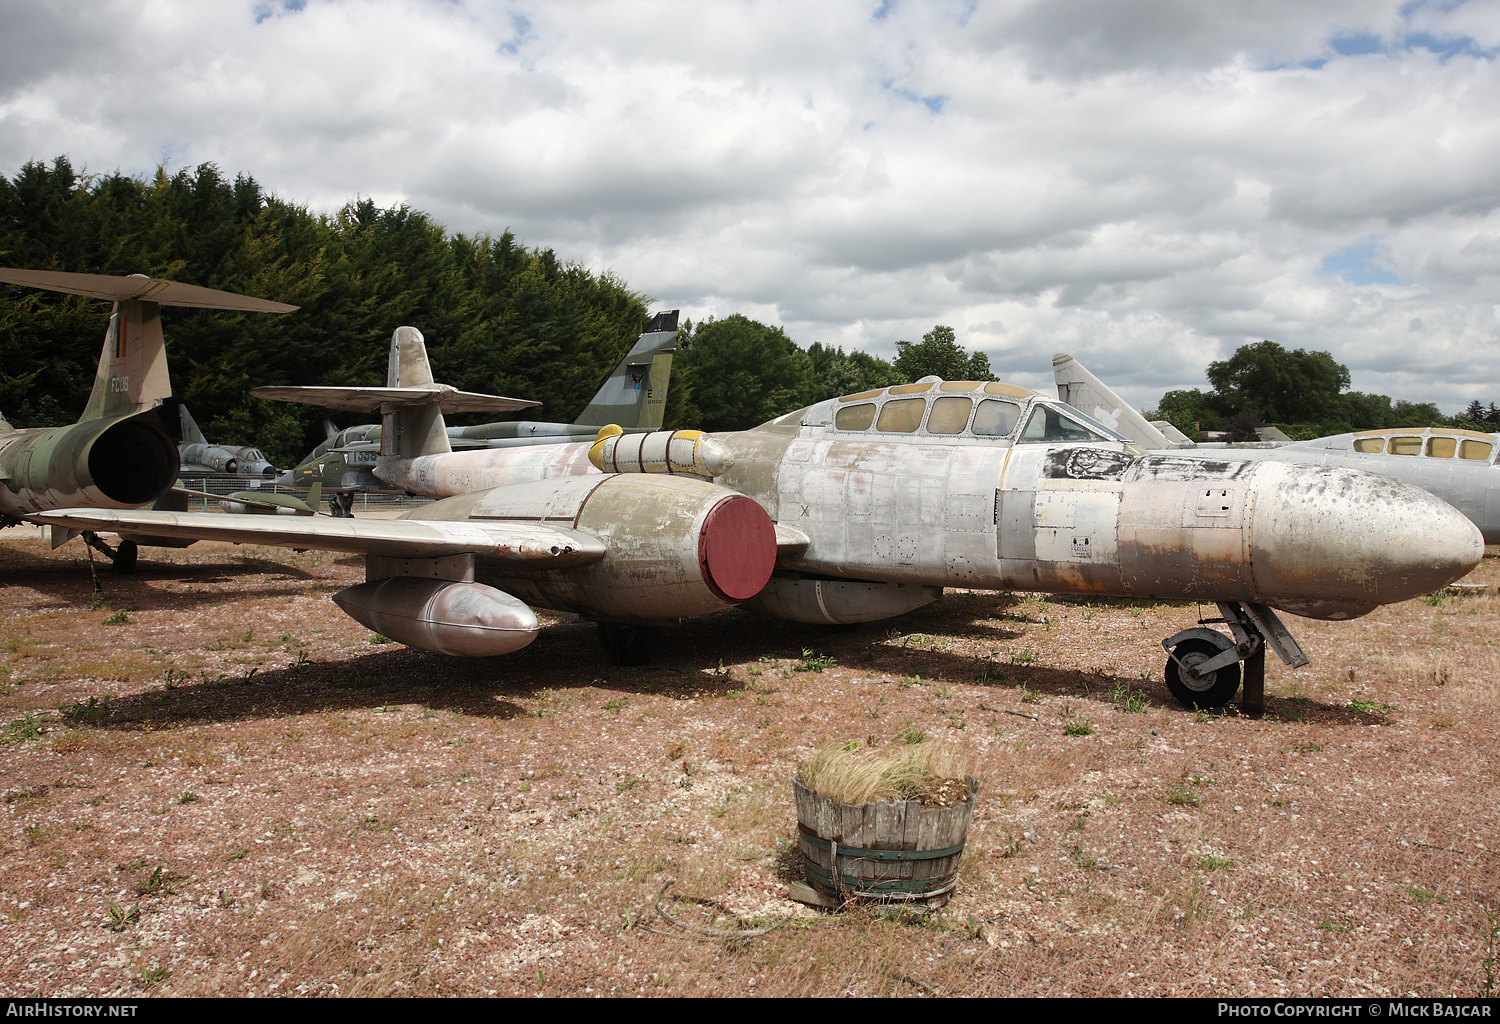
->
[574,310,678,429]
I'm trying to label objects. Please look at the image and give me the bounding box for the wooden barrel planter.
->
[793,775,979,906]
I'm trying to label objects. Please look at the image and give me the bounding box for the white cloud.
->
[3,0,1500,412]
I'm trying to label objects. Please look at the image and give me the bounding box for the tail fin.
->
[0,268,297,424]
[1052,353,1182,450]
[383,326,450,458]
[80,298,175,421]
[250,326,537,460]
[179,406,207,445]
[573,310,678,429]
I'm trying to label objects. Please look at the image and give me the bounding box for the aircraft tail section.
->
[180,405,207,445]
[383,326,451,459]
[574,310,678,429]
[0,268,298,425]
[251,326,536,461]
[78,300,174,422]
[1052,353,1183,450]
[1152,420,1194,446]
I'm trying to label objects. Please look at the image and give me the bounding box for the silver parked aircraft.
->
[1053,352,1500,544]
[35,328,1483,714]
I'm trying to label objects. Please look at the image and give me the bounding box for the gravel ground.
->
[1,528,1496,997]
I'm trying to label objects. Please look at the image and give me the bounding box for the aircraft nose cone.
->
[1248,462,1483,619]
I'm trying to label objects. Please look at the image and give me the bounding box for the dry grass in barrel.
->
[797,739,972,806]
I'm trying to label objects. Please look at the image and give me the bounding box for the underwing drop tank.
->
[333,577,540,657]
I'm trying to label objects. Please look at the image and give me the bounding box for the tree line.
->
[0,157,993,464]
[1145,340,1493,442]
[7,157,1478,462]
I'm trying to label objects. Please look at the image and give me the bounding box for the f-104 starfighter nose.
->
[1246,461,1483,619]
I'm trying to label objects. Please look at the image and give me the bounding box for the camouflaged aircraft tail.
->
[573,310,678,429]
[0,269,296,424]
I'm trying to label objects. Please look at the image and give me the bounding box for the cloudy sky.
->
[3,0,1499,411]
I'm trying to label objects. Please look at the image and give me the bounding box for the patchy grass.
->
[1,534,1498,997]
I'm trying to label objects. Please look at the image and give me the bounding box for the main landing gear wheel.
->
[1164,637,1241,709]
[111,540,138,576]
[329,494,355,518]
[598,623,658,667]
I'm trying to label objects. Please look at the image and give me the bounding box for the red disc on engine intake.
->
[698,494,777,602]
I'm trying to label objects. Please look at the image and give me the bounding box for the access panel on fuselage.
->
[776,438,1007,588]
[997,445,1127,595]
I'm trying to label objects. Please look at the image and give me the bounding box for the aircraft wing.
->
[28,509,605,568]
[251,385,538,414]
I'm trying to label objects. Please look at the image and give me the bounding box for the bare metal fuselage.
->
[367,387,1481,624]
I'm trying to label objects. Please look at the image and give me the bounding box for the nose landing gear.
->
[1162,601,1309,714]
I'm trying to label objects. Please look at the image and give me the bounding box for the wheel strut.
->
[1162,601,1309,714]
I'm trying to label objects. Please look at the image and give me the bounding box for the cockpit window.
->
[1018,404,1108,444]
[1427,436,1456,458]
[876,398,926,433]
[1461,439,1494,461]
[926,396,973,435]
[972,398,1021,437]
[834,403,876,431]
[1388,436,1422,456]
[1353,437,1384,454]
[1062,407,1131,442]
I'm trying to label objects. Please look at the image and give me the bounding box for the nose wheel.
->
[1164,636,1241,709]
[1162,602,1310,713]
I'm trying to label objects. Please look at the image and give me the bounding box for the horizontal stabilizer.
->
[251,385,538,414]
[0,268,298,312]
[30,508,605,567]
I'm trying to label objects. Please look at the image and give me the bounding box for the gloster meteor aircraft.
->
[1053,353,1500,544]
[35,326,1483,714]
[0,269,297,571]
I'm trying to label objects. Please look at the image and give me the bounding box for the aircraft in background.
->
[0,268,296,571]
[270,310,679,515]
[177,406,279,479]
[37,326,1482,714]
[1053,352,1500,544]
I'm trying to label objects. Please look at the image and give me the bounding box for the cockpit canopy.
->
[797,380,1128,445]
[1343,427,1499,465]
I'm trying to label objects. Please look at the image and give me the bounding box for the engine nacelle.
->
[0,406,179,517]
[744,576,942,625]
[332,577,540,656]
[415,474,777,623]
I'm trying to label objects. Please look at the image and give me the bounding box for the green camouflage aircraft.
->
[0,269,296,571]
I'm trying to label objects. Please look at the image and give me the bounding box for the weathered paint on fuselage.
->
[712,389,1481,621]
[1186,428,1500,545]
[374,440,597,498]
[357,381,1482,623]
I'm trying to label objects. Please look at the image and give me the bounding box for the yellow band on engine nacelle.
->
[588,428,734,478]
